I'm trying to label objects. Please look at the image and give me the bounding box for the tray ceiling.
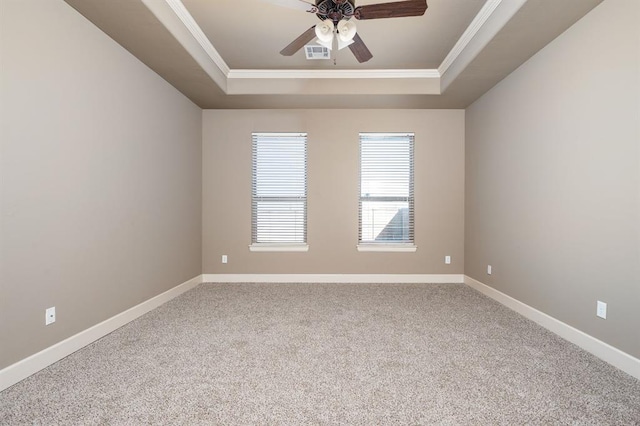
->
[64,0,603,109]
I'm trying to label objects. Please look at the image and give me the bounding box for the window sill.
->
[357,244,417,253]
[249,244,309,252]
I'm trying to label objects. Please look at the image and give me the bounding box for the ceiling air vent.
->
[304,45,330,60]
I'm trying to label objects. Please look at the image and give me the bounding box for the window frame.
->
[250,132,309,252]
[357,132,416,252]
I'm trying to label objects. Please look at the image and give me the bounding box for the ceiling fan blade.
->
[348,33,373,63]
[261,0,316,12]
[280,26,317,56]
[354,0,427,20]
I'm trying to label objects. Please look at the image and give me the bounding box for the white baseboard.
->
[203,274,465,284]
[464,275,640,380]
[0,274,204,392]
[7,273,633,391]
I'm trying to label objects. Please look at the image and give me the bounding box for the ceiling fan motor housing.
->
[316,0,355,23]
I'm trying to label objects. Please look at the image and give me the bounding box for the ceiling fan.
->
[269,0,428,63]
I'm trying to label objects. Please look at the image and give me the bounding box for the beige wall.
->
[203,109,465,274]
[0,0,202,368]
[5,0,635,378]
[465,0,640,357]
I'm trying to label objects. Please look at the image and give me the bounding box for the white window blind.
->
[359,133,414,245]
[252,133,307,245]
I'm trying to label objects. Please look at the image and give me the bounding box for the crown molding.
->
[228,69,440,80]
[439,0,528,92]
[438,0,502,76]
[139,0,227,91]
[164,0,230,76]
[158,0,513,96]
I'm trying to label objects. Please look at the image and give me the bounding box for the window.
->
[358,133,415,251]
[251,133,308,251]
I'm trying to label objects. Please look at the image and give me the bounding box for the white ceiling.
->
[64,0,603,109]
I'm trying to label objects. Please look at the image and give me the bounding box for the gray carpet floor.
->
[1,283,639,425]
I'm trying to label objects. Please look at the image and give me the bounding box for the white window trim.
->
[357,243,417,252]
[251,132,308,246]
[358,132,415,246]
[249,243,310,252]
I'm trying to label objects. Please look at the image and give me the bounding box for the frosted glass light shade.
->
[337,37,354,50]
[337,19,356,42]
[315,20,335,42]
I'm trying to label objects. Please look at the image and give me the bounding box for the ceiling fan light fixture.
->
[314,20,335,42]
[336,19,356,50]
[276,0,429,62]
[337,19,356,42]
[316,36,334,50]
[337,37,354,50]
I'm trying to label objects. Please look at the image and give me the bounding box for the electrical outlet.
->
[487,265,492,275]
[445,256,451,265]
[596,300,607,319]
[45,307,56,325]
[221,255,228,264]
